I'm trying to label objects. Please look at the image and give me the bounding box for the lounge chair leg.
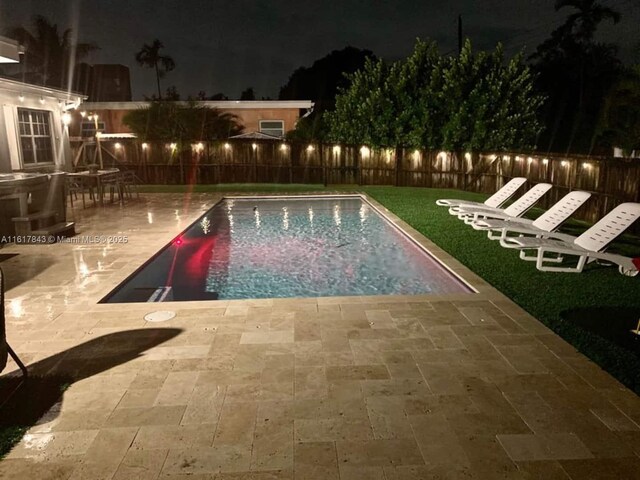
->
[6,343,27,378]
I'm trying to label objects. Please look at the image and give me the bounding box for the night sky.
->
[1,0,638,100]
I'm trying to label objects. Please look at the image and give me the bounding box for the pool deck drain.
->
[0,192,639,479]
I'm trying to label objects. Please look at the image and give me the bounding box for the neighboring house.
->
[71,100,314,139]
[0,76,84,173]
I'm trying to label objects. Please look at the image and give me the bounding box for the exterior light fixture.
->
[80,110,86,118]
[61,112,72,126]
[18,93,24,102]
[39,96,45,104]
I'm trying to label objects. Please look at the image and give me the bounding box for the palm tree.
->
[6,15,98,88]
[555,0,621,43]
[135,39,175,100]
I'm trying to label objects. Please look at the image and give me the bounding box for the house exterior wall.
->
[0,78,83,172]
[71,101,314,138]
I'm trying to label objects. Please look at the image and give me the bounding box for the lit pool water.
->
[103,196,471,302]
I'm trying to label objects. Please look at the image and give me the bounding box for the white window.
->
[81,120,106,137]
[259,120,284,137]
[18,108,54,165]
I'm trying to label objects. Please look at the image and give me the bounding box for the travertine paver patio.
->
[1,192,640,480]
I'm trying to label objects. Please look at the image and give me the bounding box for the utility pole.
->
[458,15,463,54]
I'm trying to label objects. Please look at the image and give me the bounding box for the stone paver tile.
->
[117,389,160,409]
[154,371,199,406]
[182,384,226,425]
[133,424,215,449]
[163,445,252,474]
[0,458,77,480]
[6,430,100,460]
[214,402,257,446]
[409,413,469,467]
[59,388,126,413]
[339,465,385,479]
[294,417,373,442]
[294,441,338,480]
[294,366,327,399]
[240,331,294,345]
[113,448,169,480]
[380,351,422,379]
[446,411,532,436]
[325,365,390,381]
[29,407,112,434]
[383,464,476,479]
[404,394,479,416]
[425,327,465,349]
[515,461,572,480]
[560,457,640,479]
[497,433,593,461]
[336,438,424,467]
[214,471,293,479]
[68,427,138,480]
[108,406,186,427]
[361,378,431,397]
[590,407,640,432]
[320,330,351,352]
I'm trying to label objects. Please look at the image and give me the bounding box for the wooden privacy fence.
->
[72,139,640,227]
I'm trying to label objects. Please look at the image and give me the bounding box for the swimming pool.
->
[102,195,472,302]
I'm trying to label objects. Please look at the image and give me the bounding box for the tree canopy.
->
[5,15,98,89]
[135,39,176,100]
[325,39,545,151]
[123,101,243,142]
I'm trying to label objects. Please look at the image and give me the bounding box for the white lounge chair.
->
[472,191,591,242]
[435,177,527,214]
[504,202,640,276]
[456,183,553,226]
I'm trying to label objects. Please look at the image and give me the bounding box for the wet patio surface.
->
[1,193,639,480]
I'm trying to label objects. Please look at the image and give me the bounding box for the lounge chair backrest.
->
[575,202,640,252]
[532,191,591,232]
[484,177,527,208]
[503,183,553,217]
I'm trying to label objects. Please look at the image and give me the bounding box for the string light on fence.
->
[543,158,549,165]
[194,142,204,152]
[360,146,371,158]
[437,151,448,162]
[114,142,122,150]
[169,143,177,151]
[464,152,472,161]
[224,142,231,150]
[503,155,511,161]
[252,143,257,150]
[489,154,497,161]
[527,157,534,164]
[333,145,341,156]
[80,110,86,118]
[516,156,522,162]
[412,150,421,162]
[561,160,568,167]
[306,145,315,152]
[280,143,288,152]
[582,162,592,169]
[142,142,149,150]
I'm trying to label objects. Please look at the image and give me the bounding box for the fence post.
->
[320,144,327,187]
[395,146,402,186]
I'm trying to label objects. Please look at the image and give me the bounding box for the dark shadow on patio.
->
[0,328,182,458]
